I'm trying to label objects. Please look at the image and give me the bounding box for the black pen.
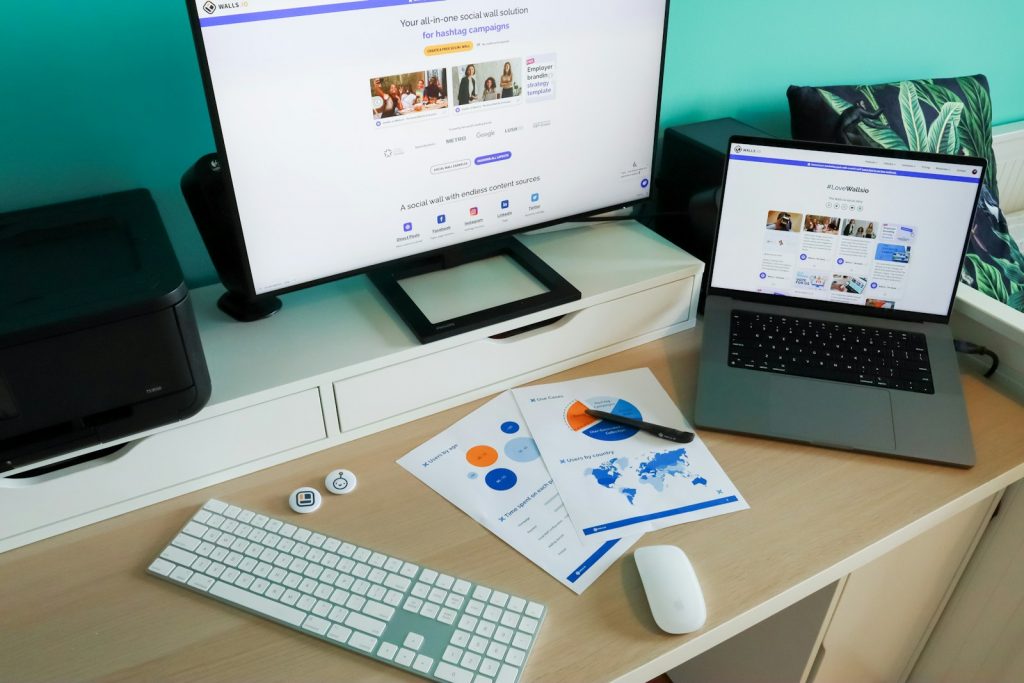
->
[584,409,695,444]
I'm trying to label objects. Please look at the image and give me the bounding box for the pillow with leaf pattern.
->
[788,75,1024,312]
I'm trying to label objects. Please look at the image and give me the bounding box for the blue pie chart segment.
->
[485,468,518,491]
[504,437,540,462]
[583,398,641,441]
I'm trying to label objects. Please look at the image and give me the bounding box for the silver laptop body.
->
[695,136,987,467]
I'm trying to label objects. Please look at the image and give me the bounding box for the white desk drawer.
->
[0,388,327,551]
[334,277,693,431]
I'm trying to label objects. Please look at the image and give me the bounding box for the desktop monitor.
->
[185,0,670,341]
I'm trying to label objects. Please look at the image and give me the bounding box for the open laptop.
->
[695,136,986,467]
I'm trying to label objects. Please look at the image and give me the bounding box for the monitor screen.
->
[189,0,669,295]
[709,140,984,317]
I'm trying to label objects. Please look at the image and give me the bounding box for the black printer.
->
[0,190,211,473]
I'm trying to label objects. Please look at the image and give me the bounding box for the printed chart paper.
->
[513,368,748,541]
[397,392,638,593]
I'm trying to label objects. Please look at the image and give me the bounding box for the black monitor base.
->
[368,236,581,344]
[217,291,282,322]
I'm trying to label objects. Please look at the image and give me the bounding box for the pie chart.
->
[566,396,642,442]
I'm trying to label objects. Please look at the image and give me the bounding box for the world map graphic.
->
[586,448,707,505]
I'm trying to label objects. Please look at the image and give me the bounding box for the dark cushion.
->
[788,75,1024,311]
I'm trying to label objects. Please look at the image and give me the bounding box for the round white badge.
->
[288,486,322,513]
[325,469,358,495]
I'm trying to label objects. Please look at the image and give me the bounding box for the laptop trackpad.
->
[768,377,896,452]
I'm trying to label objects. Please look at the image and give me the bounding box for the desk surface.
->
[4,327,1024,682]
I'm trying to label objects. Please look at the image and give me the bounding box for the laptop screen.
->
[709,140,984,318]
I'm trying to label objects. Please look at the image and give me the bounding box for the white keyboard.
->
[149,500,546,683]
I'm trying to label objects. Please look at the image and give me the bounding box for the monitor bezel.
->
[183,0,673,300]
[705,135,987,325]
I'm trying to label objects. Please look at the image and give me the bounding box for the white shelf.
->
[0,221,703,552]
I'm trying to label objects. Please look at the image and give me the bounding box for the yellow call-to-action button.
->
[424,41,474,57]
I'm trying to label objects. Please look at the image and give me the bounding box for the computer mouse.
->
[634,545,707,634]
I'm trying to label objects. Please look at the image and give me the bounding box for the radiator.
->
[951,120,1024,396]
[993,120,1024,248]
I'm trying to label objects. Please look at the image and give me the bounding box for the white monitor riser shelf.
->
[0,221,703,552]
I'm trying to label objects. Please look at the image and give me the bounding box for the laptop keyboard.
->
[728,310,934,394]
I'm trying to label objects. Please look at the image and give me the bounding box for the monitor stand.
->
[367,235,581,344]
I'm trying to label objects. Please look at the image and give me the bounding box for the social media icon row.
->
[401,194,542,231]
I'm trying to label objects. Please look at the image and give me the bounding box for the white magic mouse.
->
[634,545,707,634]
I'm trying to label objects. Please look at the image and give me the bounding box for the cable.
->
[954,339,1000,378]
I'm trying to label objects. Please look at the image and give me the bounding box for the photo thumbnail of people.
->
[804,215,841,235]
[453,58,522,106]
[841,218,877,239]
[370,68,448,120]
[765,210,802,232]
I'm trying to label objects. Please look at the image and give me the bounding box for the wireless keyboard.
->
[149,500,546,683]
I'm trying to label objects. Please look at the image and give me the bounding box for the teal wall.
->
[3,1,1023,287]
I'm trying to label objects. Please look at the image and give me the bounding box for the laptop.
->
[695,136,986,467]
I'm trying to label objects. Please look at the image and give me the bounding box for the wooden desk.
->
[4,327,1024,682]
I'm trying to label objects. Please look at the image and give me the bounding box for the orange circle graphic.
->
[466,445,499,467]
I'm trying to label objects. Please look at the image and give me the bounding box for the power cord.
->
[954,339,1000,378]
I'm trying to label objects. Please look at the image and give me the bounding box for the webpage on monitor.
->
[710,142,983,317]
[193,0,666,294]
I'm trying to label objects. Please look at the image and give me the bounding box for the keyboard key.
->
[487,642,507,660]
[439,608,458,625]
[378,642,399,661]
[468,635,488,654]
[187,573,215,591]
[329,606,349,623]
[400,562,419,578]
[421,569,439,584]
[497,664,520,683]
[412,582,431,598]
[483,605,502,622]
[518,617,538,634]
[489,591,508,608]
[494,626,513,644]
[161,545,197,567]
[505,648,526,666]
[500,611,519,629]
[461,651,482,671]
[203,500,227,513]
[404,597,424,612]
[476,620,496,638]
[348,631,377,652]
[451,630,471,647]
[148,558,175,576]
[459,615,478,631]
[404,632,425,650]
[395,648,416,667]
[480,658,500,676]
[507,596,526,613]
[473,586,492,602]
[443,645,464,663]
[363,600,394,621]
[384,590,403,607]
[512,632,532,649]
[453,579,472,595]
[466,599,485,616]
[301,615,330,635]
[353,548,371,562]
[345,612,387,637]
[210,581,304,626]
[326,624,351,643]
[413,654,434,673]
[436,662,474,683]
[420,602,440,619]
[436,574,455,589]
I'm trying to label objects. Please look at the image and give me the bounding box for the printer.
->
[0,190,211,473]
